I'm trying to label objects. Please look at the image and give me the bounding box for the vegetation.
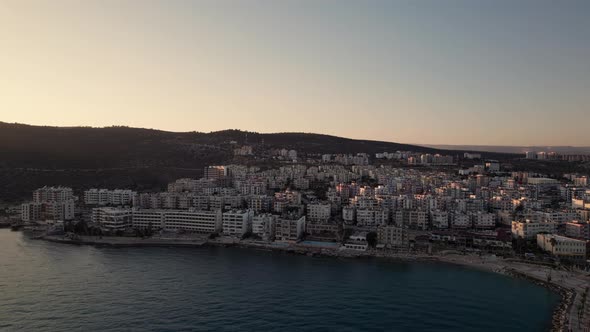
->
[366,232,378,248]
[0,121,521,202]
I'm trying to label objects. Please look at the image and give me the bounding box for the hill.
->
[423,144,590,155]
[0,122,512,169]
[0,122,514,202]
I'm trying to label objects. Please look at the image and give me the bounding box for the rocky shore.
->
[505,269,574,332]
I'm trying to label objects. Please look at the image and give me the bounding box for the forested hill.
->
[0,122,511,169]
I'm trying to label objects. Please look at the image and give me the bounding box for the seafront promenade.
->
[42,234,207,247]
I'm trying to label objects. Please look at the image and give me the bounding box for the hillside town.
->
[5,148,588,267]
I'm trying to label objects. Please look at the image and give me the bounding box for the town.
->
[5,147,589,268]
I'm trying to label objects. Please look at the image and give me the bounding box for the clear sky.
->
[1,0,589,146]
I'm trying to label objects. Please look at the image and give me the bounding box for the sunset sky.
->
[1,0,589,146]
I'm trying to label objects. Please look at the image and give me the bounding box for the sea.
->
[0,229,559,331]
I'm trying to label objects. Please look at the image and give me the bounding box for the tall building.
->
[22,186,75,222]
[33,186,74,203]
[204,166,227,180]
[92,207,132,231]
[307,203,331,223]
[275,216,306,241]
[222,210,253,236]
[252,214,277,239]
[377,226,407,248]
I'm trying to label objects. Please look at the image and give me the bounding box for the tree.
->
[366,232,378,248]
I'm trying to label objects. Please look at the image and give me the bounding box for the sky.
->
[1,0,589,146]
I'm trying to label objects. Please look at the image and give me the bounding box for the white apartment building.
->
[84,189,136,206]
[248,195,271,212]
[408,210,428,230]
[356,208,388,227]
[222,210,254,236]
[511,220,557,239]
[342,207,356,224]
[92,207,132,231]
[452,213,471,229]
[252,213,277,239]
[541,211,579,224]
[275,216,306,241]
[21,200,75,222]
[377,226,406,248]
[536,234,586,260]
[132,209,222,234]
[132,210,165,229]
[33,186,74,203]
[21,203,42,222]
[471,212,496,229]
[431,210,449,229]
[307,203,331,222]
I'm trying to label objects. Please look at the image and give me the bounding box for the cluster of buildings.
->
[322,153,370,165]
[21,187,75,222]
[407,154,454,166]
[525,151,590,162]
[374,151,456,166]
[18,156,590,262]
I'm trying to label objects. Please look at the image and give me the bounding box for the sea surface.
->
[0,229,559,331]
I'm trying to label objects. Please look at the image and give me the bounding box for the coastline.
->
[36,234,588,332]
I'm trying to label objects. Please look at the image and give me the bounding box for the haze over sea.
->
[0,230,558,331]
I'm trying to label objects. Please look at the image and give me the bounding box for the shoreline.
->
[36,234,588,332]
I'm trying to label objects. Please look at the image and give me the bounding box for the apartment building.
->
[275,216,306,241]
[84,189,136,206]
[307,203,331,223]
[91,207,132,231]
[377,225,407,248]
[511,220,557,239]
[222,210,254,236]
[536,234,586,260]
[132,209,222,234]
[252,213,277,239]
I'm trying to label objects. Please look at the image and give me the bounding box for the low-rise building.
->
[536,234,586,261]
[306,222,340,242]
[343,232,368,251]
[565,221,590,240]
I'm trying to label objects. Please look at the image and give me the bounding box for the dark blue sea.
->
[0,229,559,331]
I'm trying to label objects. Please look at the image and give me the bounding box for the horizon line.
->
[2,120,589,148]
